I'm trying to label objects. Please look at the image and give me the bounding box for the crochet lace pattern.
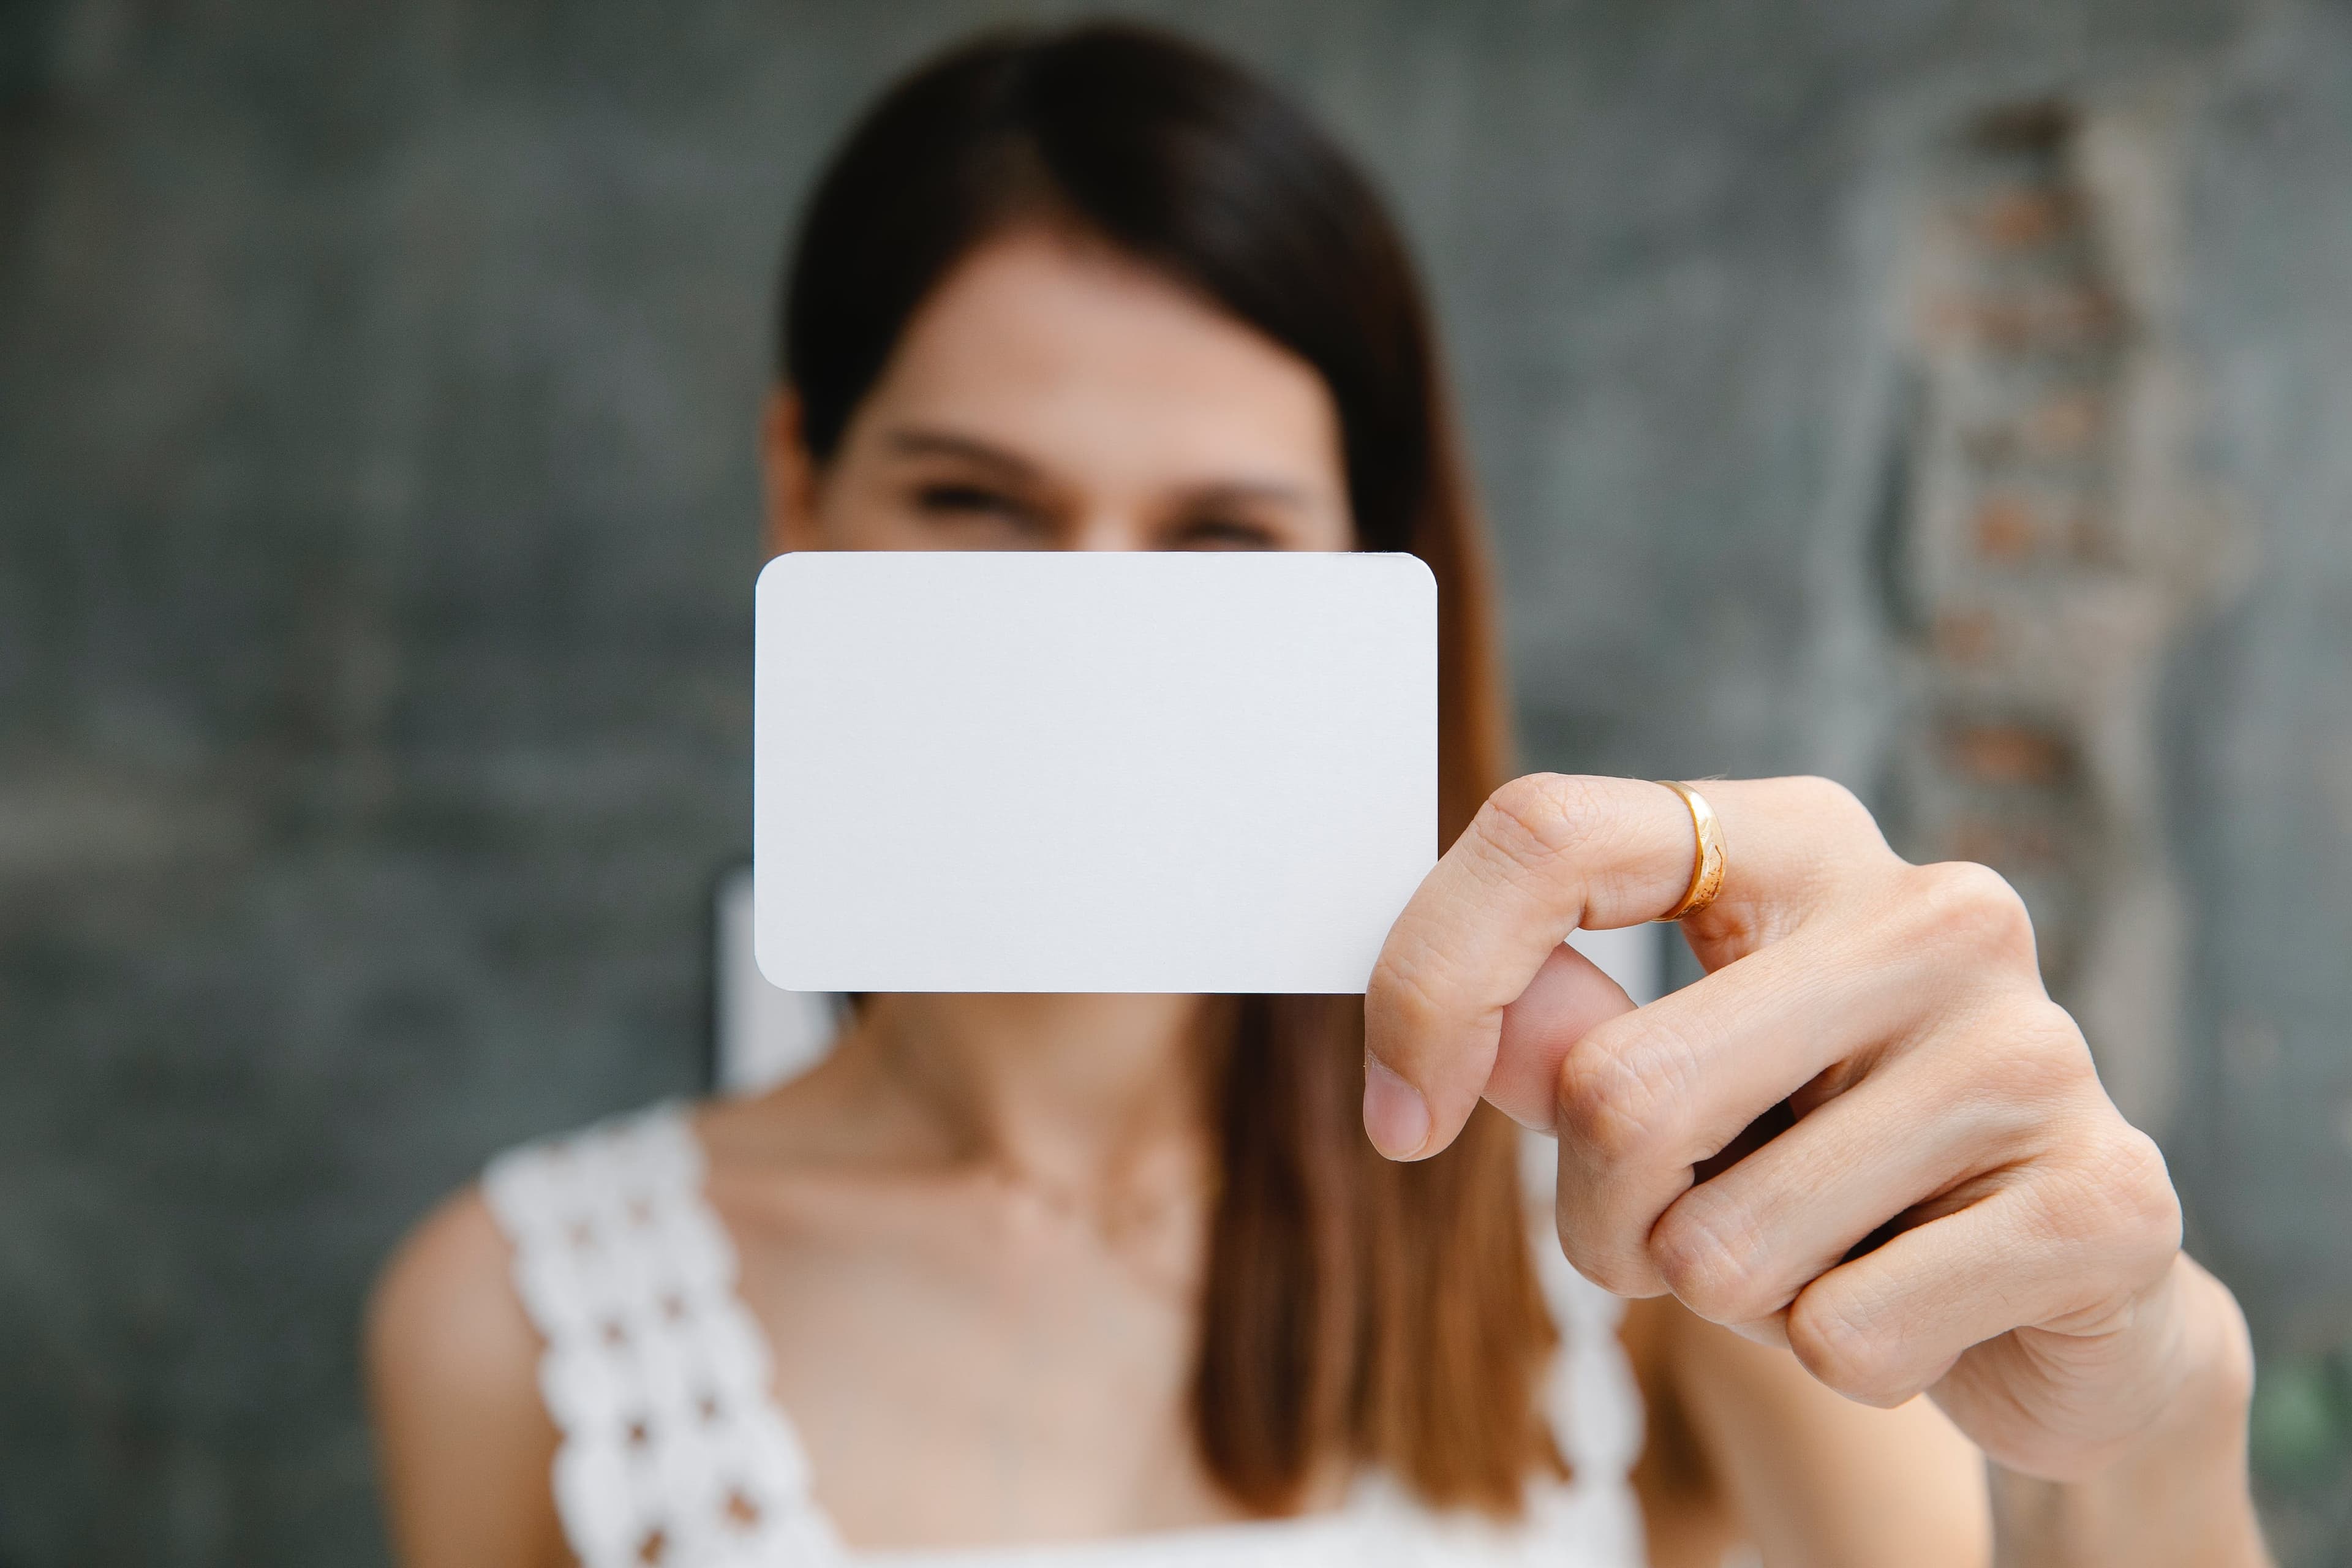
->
[486,1107,843,1567]
[484,1105,1645,1568]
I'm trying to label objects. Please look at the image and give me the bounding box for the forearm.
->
[1990,1257,2267,1568]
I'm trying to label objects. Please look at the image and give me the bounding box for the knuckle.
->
[2082,1126,2183,1256]
[1777,774,1877,835]
[2014,998,2095,1069]
[1549,1169,1643,1293]
[1651,1196,1780,1324]
[1551,1207,1654,1298]
[1787,1285,1915,1407]
[1970,999,2098,1108]
[2008,1128,2184,1335]
[1554,1017,1694,1169]
[1909,860,2038,968]
[1477,772,1611,871]
[1752,775,1898,910]
[2020,1124,2182,1275]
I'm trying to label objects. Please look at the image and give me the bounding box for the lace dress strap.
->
[484,1104,844,1568]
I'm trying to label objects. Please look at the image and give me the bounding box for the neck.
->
[845,992,1224,1193]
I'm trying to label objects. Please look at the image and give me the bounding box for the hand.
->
[1363,774,2226,1482]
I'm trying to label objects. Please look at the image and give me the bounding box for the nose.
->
[1067,511,1155,552]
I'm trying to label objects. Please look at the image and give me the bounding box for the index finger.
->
[1360,773,1879,1161]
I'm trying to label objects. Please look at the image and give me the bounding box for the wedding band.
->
[1653,780,1728,921]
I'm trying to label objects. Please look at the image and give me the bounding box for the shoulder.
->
[366,1182,539,1408]
[374,1101,690,1393]
[365,1182,565,1567]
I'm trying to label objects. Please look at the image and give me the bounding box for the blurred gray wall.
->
[2,0,2348,1562]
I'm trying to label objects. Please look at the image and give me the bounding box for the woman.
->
[366,23,2265,1567]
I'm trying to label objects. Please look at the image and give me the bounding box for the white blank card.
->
[754,551,1436,993]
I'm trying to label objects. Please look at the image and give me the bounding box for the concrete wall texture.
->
[2,0,2348,1561]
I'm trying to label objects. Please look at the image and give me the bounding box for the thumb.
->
[1487,941,1639,1133]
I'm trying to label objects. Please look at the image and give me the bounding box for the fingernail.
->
[1362,1055,1431,1160]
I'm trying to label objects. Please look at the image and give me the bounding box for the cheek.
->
[1266,503,1355,554]
[1313,514,1358,552]
[805,471,931,551]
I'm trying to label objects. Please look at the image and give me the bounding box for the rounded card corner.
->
[754,549,827,606]
[1373,550,1438,600]
[750,922,799,992]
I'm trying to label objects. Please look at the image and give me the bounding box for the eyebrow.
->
[882,428,1043,479]
[883,424,1324,513]
[1169,478,1316,511]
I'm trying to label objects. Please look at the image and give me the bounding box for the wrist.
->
[2115,1253,2254,1471]
[1992,1255,2266,1567]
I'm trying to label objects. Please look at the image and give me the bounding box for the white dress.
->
[484,1104,1648,1568]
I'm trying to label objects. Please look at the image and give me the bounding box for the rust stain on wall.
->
[1887,87,2251,1136]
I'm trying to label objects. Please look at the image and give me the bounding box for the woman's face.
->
[763,227,1353,555]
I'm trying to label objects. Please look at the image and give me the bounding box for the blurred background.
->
[2,0,2348,1561]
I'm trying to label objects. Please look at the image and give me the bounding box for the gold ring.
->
[1653,780,1728,921]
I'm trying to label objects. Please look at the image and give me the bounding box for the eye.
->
[914,482,1025,518]
[905,481,1052,544]
[1167,516,1281,551]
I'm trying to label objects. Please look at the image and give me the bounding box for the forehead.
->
[857,228,1343,488]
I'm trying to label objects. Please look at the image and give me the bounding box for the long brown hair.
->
[777,22,1553,1515]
